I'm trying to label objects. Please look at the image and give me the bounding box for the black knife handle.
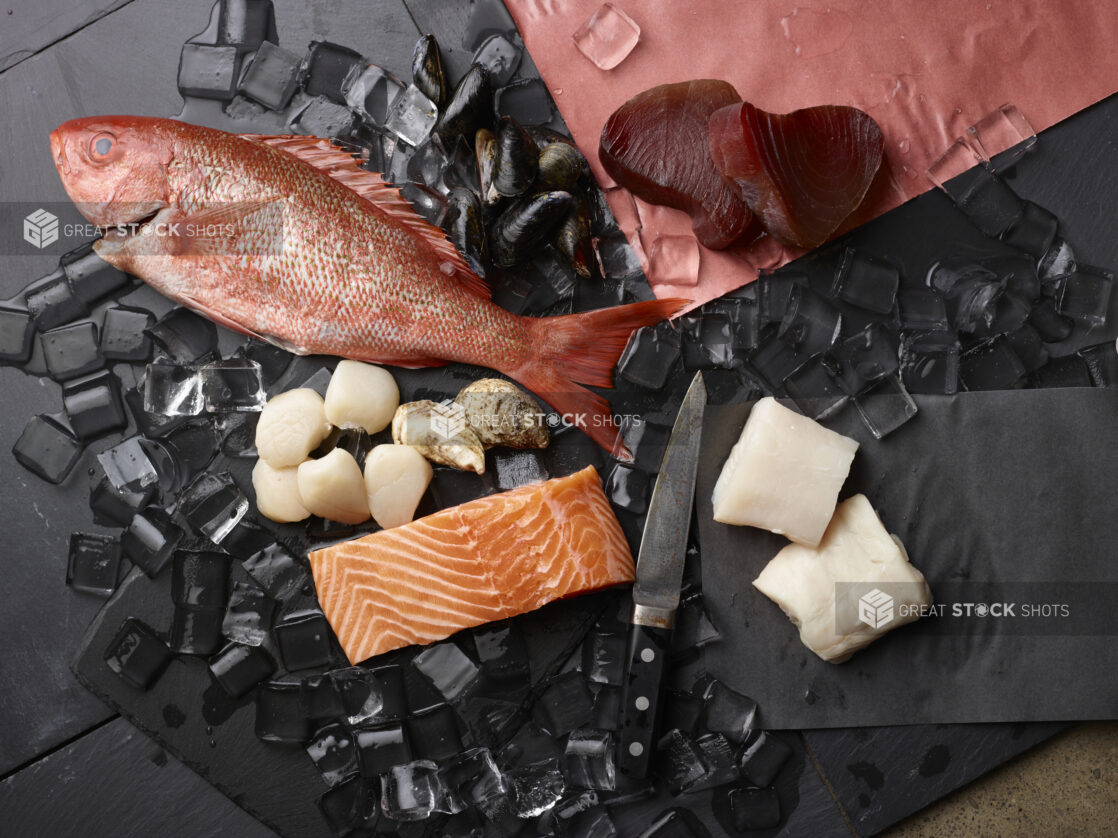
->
[617,622,673,779]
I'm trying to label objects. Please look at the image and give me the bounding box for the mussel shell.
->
[444,187,489,278]
[490,191,574,268]
[436,63,494,145]
[475,128,499,206]
[554,193,596,279]
[536,142,587,192]
[525,125,578,151]
[492,116,539,200]
[412,34,447,108]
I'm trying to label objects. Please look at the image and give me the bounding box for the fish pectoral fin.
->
[165,199,284,257]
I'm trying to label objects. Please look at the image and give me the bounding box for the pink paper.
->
[507,0,1118,308]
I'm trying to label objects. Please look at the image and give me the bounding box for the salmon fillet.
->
[308,466,635,663]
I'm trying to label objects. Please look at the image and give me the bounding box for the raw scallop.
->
[599,80,758,250]
[709,102,883,249]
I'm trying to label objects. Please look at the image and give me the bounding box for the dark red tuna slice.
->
[599,80,759,250]
[709,102,884,250]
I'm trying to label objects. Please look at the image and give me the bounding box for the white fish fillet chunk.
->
[712,397,858,547]
[753,494,933,663]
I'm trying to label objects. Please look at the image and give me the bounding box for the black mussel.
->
[491,116,539,201]
[526,125,578,151]
[475,128,499,206]
[490,191,573,268]
[444,188,489,278]
[412,35,447,108]
[554,193,596,279]
[436,63,493,145]
[536,142,587,192]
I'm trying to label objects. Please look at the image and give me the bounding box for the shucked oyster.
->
[455,379,550,449]
[391,400,486,474]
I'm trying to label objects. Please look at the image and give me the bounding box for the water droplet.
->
[804,689,817,704]
[209,738,217,748]
[899,138,911,154]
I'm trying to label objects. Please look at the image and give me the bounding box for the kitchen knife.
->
[617,371,707,779]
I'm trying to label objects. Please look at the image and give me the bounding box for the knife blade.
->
[617,372,707,778]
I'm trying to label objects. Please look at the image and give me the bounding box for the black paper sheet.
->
[698,388,1118,728]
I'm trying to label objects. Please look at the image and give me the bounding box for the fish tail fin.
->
[511,298,689,457]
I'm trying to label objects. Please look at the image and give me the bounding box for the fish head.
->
[51,116,175,228]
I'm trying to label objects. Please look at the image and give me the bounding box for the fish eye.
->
[88,131,117,161]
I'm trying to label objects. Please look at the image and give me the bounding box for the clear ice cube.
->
[407,703,464,762]
[925,137,982,196]
[729,786,782,831]
[748,330,812,390]
[122,507,184,577]
[509,759,566,817]
[169,604,225,656]
[178,43,241,100]
[200,358,265,412]
[738,729,794,787]
[1028,298,1074,343]
[97,436,158,493]
[646,236,700,287]
[100,305,154,362]
[473,33,522,87]
[779,285,842,355]
[0,303,35,365]
[591,686,621,731]
[148,309,218,362]
[495,79,554,126]
[67,532,121,596]
[783,357,848,420]
[956,166,1024,237]
[854,375,918,439]
[145,361,204,416]
[274,609,334,671]
[61,245,131,304]
[682,313,733,370]
[831,248,900,314]
[572,3,641,71]
[1055,264,1114,326]
[385,84,438,147]
[63,371,127,441]
[439,747,507,811]
[238,40,301,110]
[293,95,358,138]
[616,326,680,390]
[1039,237,1077,283]
[685,733,739,793]
[491,449,549,490]
[696,677,758,744]
[89,472,155,527]
[301,40,365,104]
[1079,342,1118,387]
[967,103,1036,170]
[595,233,643,280]
[533,671,595,737]
[604,462,650,514]
[655,729,707,795]
[1031,354,1093,389]
[343,63,405,126]
[243,543,309,601]
[898,288,949,331]
[210,642,277,698]
[983,252,1040,302]
[899,330,959,395]
[12,414,82,484]
[382,759,445,821]
[26,269,88,331]
[316,774,378,835]
[472,621,530,684]
[1006,325,1049,373]
[355,723,411,775]
[222,580,275,646]
[1002,201,1058,258]
[179,471,249,544]
[41,321,103,382]
[672,591,721,651]
[254,681,311,744]
[412,642,480,702]
[104,618,172,690]
[829,321,900,395]
[565,730,615,791]
[171,550,229,609]
[306,721,360,786]
[959,337,1026,390]
[581,630,626,686]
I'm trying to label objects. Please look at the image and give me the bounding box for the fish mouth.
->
[98,205,167,241]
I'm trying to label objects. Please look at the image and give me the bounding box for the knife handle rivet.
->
[640,648,655,663]
[629,742,644,757]
[635,696,650,711]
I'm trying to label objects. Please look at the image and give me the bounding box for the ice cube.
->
[200,359,265,412]
[696,677,757,744]
[956,166,1024,237]
[672,591,721,651]
[356,724,413,777]
[925,138,982,197]
[604,462,650,514]
[591,686,621,731]
[462,0,517,50]
[169,604,225,656]
[729,786,782,831]
[533,671,595,737]
[293,95,358,138]
[405,134,449,190]
[96,436,156,494]
[412,642,480,702]
[62,371,127,441]
[473,33,522,87]
[662,690,703,736]
[739,729,794,786]
[301,41,364,104]
[306,721,360,786]
[302,673,345,722]
[439,747,507,811]
[254,681,311,744]
[596,233,643,280]
[1031,355,1093,388]
[581,630,625,686]
[1005,325,1049,373]
[564,730,615,791]
[779,285,842,354]
[12,414,82,484]
[495,79,554,125]
[147,308,218,362]
[967,103,1036,169]
[898,288,949,331]
[99,305,154,362]
[274,609,334,671]
[1079,342,1118,387]
[144,361,203,417]
[178,43,240,100]
[179,471,249,544]
[67,533,121,596]
[385,84,438,147]
[783,357,848,420]
[122,507,184,577]
[104,618,172,690]
[748,330,812,390]
[1039,237,1077,283]
[572,3,641,71]
[509,759,566,817]
[831,248,900,314]
[332,664,407,725]
[222,581,275,646]
[382,759,447,821]
[1055,264,1114,326]
[616,326,680,390]
[492,449,549,491]
[89,472,155,527]
[26,269,88,331]
[0,303,35,366]
[210,642,277,698]
[408,703,464,762]
[238,41,300,109]
[686,732,739,792]
[830,322,900,395]
[899,330,959,395]
[343,63,405,126]
[983,253,1041,302]
[41,321,103,382]
[757,271,808,325]
[1002,201,1058,258]
[171,550,229,609]
[316,773,378,834]
[243,543,309,601]
[1028,298,1074,343]
[945,274,1003,335]
[240,339,291,387]
[472,621,530,684]
[61,245,131,304]
[959,337,1026,390]
[646,236,700,288]
[854,375,918,439]
[682,313,733,370]
[655,729,707,794]
[709,294,762,352]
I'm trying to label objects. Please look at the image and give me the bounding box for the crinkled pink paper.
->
[507,0,1118,309]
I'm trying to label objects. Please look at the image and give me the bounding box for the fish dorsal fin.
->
[241,133,489,299]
